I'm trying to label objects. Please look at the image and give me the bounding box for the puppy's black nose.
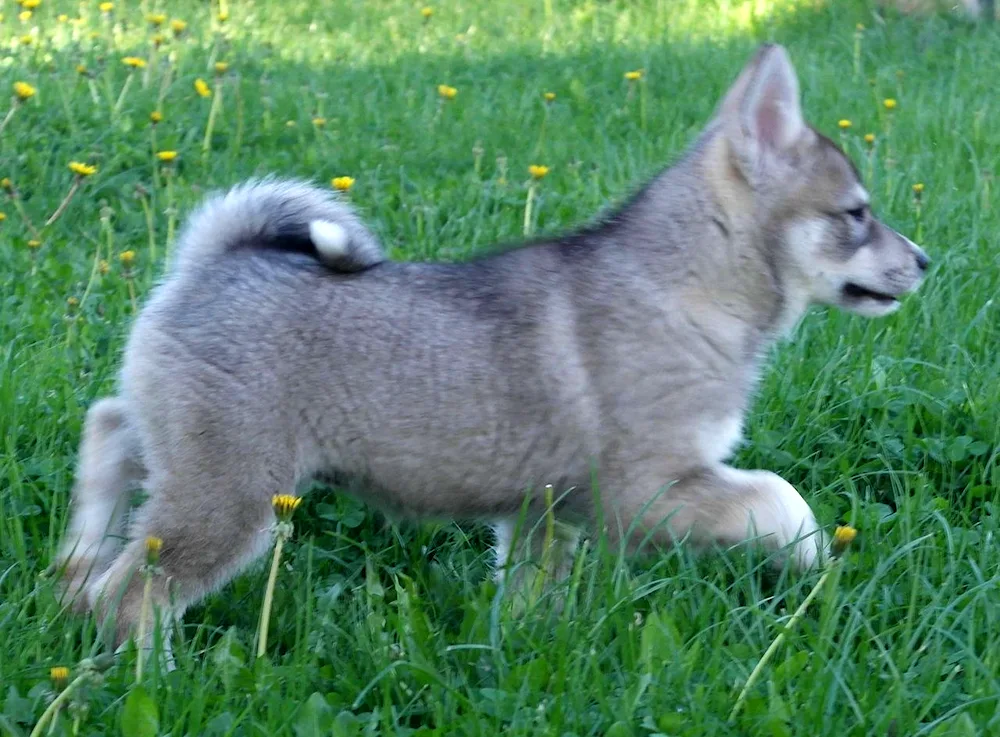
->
[915,250,930,271]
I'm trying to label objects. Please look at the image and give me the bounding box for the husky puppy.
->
[56,44,928,646]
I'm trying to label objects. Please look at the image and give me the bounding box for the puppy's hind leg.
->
[55,397,146,610]
[88,434,292,654]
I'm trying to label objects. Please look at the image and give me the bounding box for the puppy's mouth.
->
[842,282,900,305]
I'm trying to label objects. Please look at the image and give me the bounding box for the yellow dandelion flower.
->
[119,250,136,267]
[150,110,163,124]
[421,6,433,18]
[147,12,166,26]
[437,84,457,100]
[66,296,80,309]
[543,91,556,102]
[156,150,178,162]
[194,78,211,98]
[19,10,32,22]
[76,64,87,75]
[99,2,113,12]
[50,667,69,688]
[218,10,229,22]
[528,164,549,180]
[123,57,147,69]
[883,98,897,110]
[838,119,852,129]
[151,33,164,47]
[272,494,303,520]
[832,525,857,550]
[22,0,42,9]
[864,133,875,144]
[0,212,6,222]
[624,70,643,81]
[20,35,34,45]
[13,81,36,101]
[145,535,162,565]
[68,161,98,177]
[1,178,12,191]
[912,182,925,194]
[58,14,69,22]
[214,61,229,74]
[28,239,42,249]
[312,117,326,127]
[170,19,187,33]
[331,176,355,191]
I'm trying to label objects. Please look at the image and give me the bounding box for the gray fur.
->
[172,177,384,273]
[56,45,928,648]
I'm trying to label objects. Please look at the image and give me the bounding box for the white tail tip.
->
[309,219,349,258]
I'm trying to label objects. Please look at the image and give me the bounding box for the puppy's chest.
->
[605,386,748,467]
[694,413,745,464]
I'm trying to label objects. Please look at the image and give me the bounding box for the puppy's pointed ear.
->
[718,44,805,186]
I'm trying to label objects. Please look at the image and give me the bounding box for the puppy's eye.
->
[845,206,867,223]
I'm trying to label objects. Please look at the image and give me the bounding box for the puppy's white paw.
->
[739,470,826,570]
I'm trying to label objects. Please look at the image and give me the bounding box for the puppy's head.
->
[716,44,929,318]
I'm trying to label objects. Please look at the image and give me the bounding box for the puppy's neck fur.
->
[596,128,800,367]
[697,130,809,338]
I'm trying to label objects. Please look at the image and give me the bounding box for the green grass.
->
[1,0,999,734]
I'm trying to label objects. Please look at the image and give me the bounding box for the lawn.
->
[1,0,998,734]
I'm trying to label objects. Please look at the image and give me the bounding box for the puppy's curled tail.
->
[172,178,384,273]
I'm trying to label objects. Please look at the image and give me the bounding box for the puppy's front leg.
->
[610,465,826,569]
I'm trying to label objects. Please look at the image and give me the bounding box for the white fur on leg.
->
[491,519,515,581]
[57,398,141,601]
[718,467,826,569]
[62,492,128,569]
[490,517,582,585]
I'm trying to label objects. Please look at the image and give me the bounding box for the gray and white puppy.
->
[56,44,928,646]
